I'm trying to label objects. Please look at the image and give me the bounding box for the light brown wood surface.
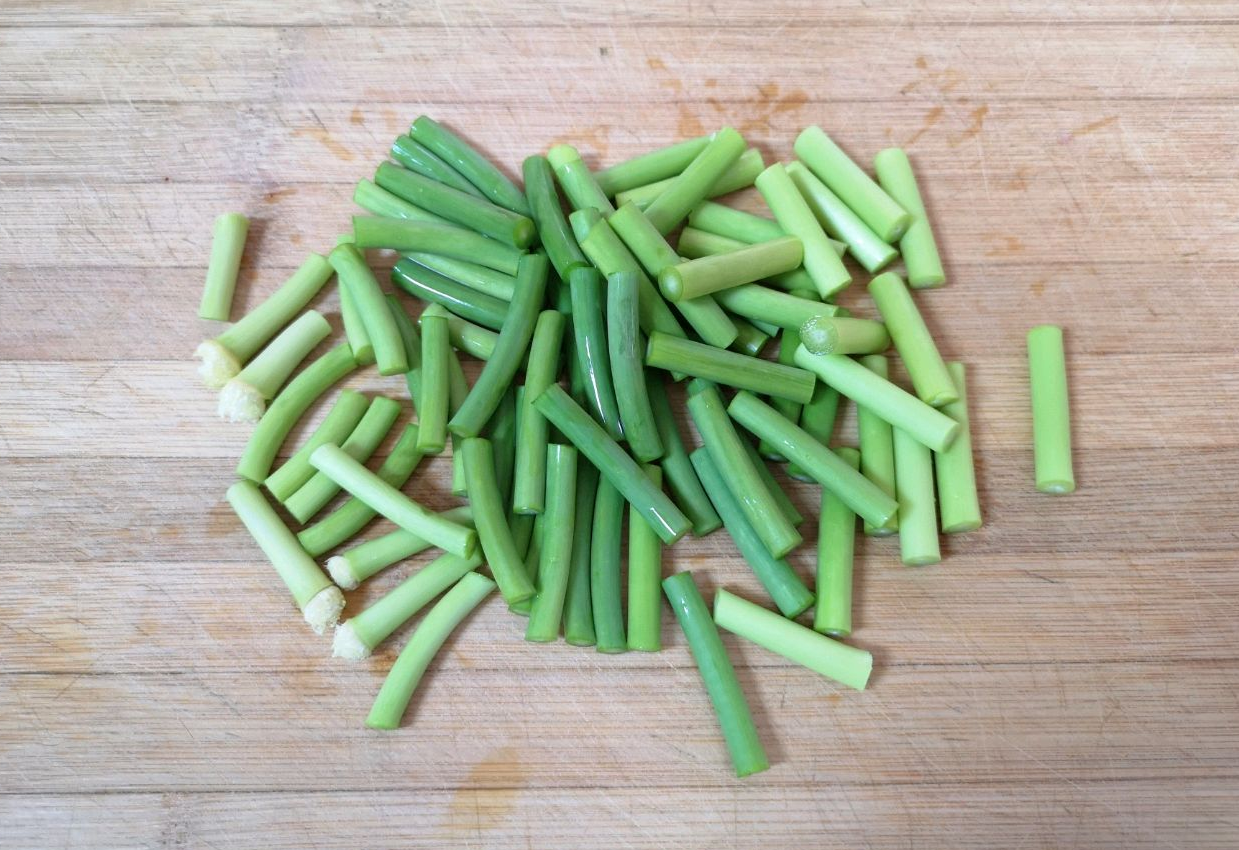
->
[2,3,1238,847]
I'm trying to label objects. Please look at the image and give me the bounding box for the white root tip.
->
[195,340,241,389]
[325,556,360,591]
[332,620,372,660]
[302,586,345,635]
[217,379,266,423]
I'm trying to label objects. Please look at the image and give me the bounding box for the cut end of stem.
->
[217,379,266,423]
[325,555,361,591]
[658,267,685,302]
[331,620,372,660]
[799,316,839,355]
[901,554,942,568]
[195,340,241,389]
[1036,479,1077,495]
[302,585,346,635]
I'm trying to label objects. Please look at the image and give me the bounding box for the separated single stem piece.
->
[408,116,530,215]
[415,311,451,453]
[798,315,890,356]
[391,258,509,331]
[785,161,897,274]
[568,267,624,440]
[198,212,249,321]
[329,243,409,376]
[264,389,370,502]
[617,147,765,210]
[1027,325,1075,493]
[594,135,711,197]
[459,437,536,604]
[563,463,600,646]
[548,144,615,215]
[325,505,473,592]
[590,477,627,653]
[755,163,850,298]
[354,215,524,277]
[642,127,747,234]
[659,236,804,302]
[647,372,722,536]
[523,155,590,279]
[390,133,486,197]
[712,284,840,331]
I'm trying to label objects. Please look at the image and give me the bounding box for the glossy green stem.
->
[354,215,524,277]
[525,445,579,641]
[391,258,508,331]
[404,253,517,302]
[713,588,872,691]
[642,128,747,234]
[329,243,408,376]
[607,272,664,462]
[728,317,770,357]
[513,310,566,513]
[815,447,860,637]
[326,505,472,590]
[755,163,850,298]
[219,310,331,421]
[386,295,424,413]
[645,331,815,404]
[625,464,664,652]
[647,372,722,536]
[285,396,402,524]
[617,147,764,210]
[225,480,339,633]
[728,391,898,529]
[296,426,429,557]
[375,161,535,249]
[365,572,495,730]
[264,390,369,502]
[874,147,945,288]
[662,572,769,778]
[563,463,599,646]
[449,253,548,438]
[416,312,451,453]
[353,178,451,225]
[687,202,847,257]
[390,134,486,198]
[439,310,499,360]
[568,266,624,440]
[523,155,590,279]
[676,227,824,294]
[595,135,711,197]
[659,236,803,302]
[198,212,248,320]
[590,477,627,653]
[690,449,814,618]
[757,328,802,462]
[935,362,983,531]
[486,384,520,508]
[793,347,959,453]
[547,144,614,215]
[785,161,898,274]
[534,384,691,545]
[855,355,898,536]
[408,116,530,214]
[713,284,840,330]
[792,382,841,482]
[868,271,957,407]
[799,315,890,356]
[738,435,803,528]
[893,426,941,566]
[1027,325,1075,494]
[687,385,802,559]
[236,344,357,482]
[795,125,910,243]
[460,437,536,604]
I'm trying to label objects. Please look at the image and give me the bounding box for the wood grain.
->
[1,5,1238,849]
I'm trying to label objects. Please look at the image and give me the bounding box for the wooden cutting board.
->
[2,3,1238,847]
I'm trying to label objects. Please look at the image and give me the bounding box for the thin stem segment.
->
[617,147,764,210]
[794,126,910,243]
[608,272,664,462]
[325,505,473,591]
[526,444,579,642]
[647,372,722,536]
[642,127,747,234]
[594,135,710,197]
[568,267,624,440]
[874,148,945,288]
[646,331,815,404]
[513,310,566,514]
[798,315,890,356]
[218,310,331,423]
[785,161,897,274]
[1027,324,1075,494]
[460,437,536,604]
[868,272,957,407]
[626,465,664,652]
[893,426,941,566]
[563,463,600,646]
[815,447,860,637]
[590,477,627,653]
[329,243,409,376]
[408,116,530,215]
[375,161,535,249]
[935,362,983,531]
[198,213,249,321]
[415,312,450,453]
[264,389,370,502]
[755,163,850,299]
[523,155,589,279]
[391,258,508,331]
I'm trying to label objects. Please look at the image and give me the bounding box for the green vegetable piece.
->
[408,116,530,214]
[217,310,331,423]
[198,212,249,320]
[523,155,590,279]
[594,135,710,197]
[799,315,890,356]
[264,390,370,502]
[626,465,664,652]
[526,444,579,642]
[785,160,897,274]
[645,331,815,404]
[794,126,910,243]
[375,161,535,249]
[391,258,508,331]
[329,243,408,376]
[643,127,747,234]
[568,266,624,440]
[647,372,722,536]
[513,310,567,514]
[325,505,473,591]
[390,133,485,198]
[814,447,860,637]
[590,477,627,653]
[868,271,957,407]
[548,144,615,215]
[935,362,983,531]
[415,312,451,453]
[713,284,840,331]
[563,463,600,646]
[616,147,764,210]
[607,272,664,462]
[893,426,941,566]
[460,437,536,604]
[659,236,803,302]
[755,163,850,298]
[1027,324,1076,494]
[874,147,945,288]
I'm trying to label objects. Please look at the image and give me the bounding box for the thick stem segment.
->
[855,355,898,536]
[815,447,860,637]
[790,382,841,483]
[713,285,840,331]
[794,126,910,243]
[563,462,599,646]
[353,178,451,225]
[690,449,814,618]
[1027,325,1075,494]
[235,344,357,483]
[868,272,957,407]
[354,215,524,277]
[893,426,941,566]
[408,116,530,214]
[785,161,897,274]
[460,437,536,604]
[626,465,664,652]
[568,266,624,440]
[607,272,664,462]
[525,445,579,642]
[198,212,249,321]
[329,244,409,376]
[595,135,711,197]
[677,227,825,294]
[333,547,482,661]
[513,310,566,514]
[874,148,945,288]
[728,317,771,357]
[609,201,737,349]
[390,133,486,198]
[548,144,615,215]
[225,480,342,634]
[309,443,477,558]
[641,128,747,234]
[728,391,897,529]
[687,386,802,559]
[365,571,496,730]
[392,258,508,331]
[403,254,516,302]
[713,588,873,690]
[647,372,722,536]
[590,477,627,653]
[792,347,959,453]
[218,310,331,423]
[264,389,370,502]
[662,572,769,778]
[197,253,332,388]
[297,425,429,557]
[935,362,983,531]
[415,312,450,453]
[449,253,548,438]
[326,505,472,591]
[375,161,535,249]
[617,147,764,210]
[646,331,816,404]
[738,435,803,527]
[534,384,691,545]
[285,395,403,524]
[755,163,850,299]
[798,315,890,356]
[659,237,804,302]
[523,155,590,279]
